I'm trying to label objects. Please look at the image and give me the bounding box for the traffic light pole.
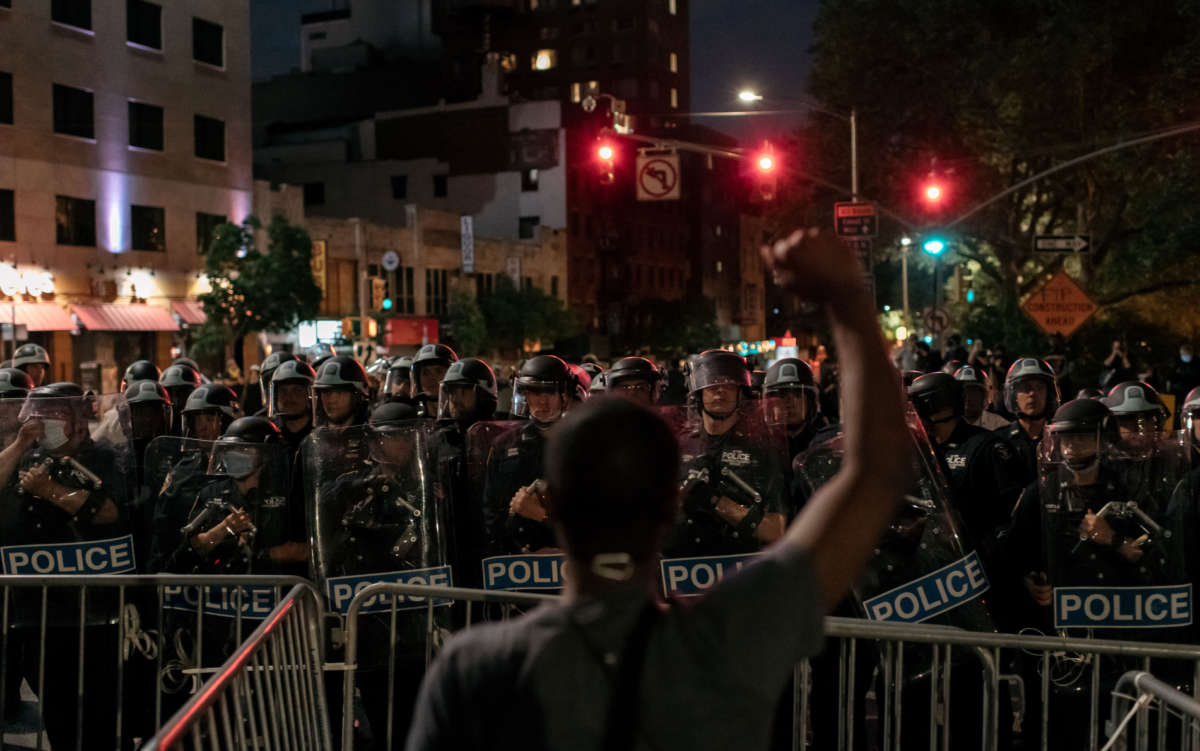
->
[850,108,859,201]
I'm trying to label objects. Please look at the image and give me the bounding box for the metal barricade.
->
[145,583,331,751]
[1104,670,1200,751]
[339,582,555,751]
[0,574,315,751]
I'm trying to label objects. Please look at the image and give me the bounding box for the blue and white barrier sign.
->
[660,553,761,598]
[2,535,136,575]
[482,554,564,591]
[1054,585,1192,629]
[863,551,989,623]
[162,585,280,620]
[326,566,453,615]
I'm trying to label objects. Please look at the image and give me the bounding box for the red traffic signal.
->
[752,143,777,201]
[757,153,775,172]
[924,183,943,202]
[595,140,616,185]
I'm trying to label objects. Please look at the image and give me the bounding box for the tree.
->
[193,216,322,361]
[446,290,487,358]
[801,0,1200,344]
[622,296,720,356]
[480,276,581,353]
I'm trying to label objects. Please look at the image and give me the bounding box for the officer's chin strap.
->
[591,552,636,582]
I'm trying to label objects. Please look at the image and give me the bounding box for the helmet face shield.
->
[366,422,416,465]
[607,376,656,405]
[765,385,817,428]
[1046,428,1103,474]
[269,379,314,421]
[437,382,479,421]
[513,379,566,423]
[207,444,264,479]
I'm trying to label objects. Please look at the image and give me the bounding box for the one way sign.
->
[1034,235,1090,253]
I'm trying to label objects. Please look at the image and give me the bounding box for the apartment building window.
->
[551,276,559,298]
[131,205,165,251]
[475,273,495,300]
[196,212,225,254]
[390,175,407,200]
[521,169,539,192]
[396,267,415,314]
[532,49,557,71]
[519,216,539,239]
[670,87,679,109]
[55,195,96,246]
[53,84,94,139]
[0,190,13,242]
[194,115,225,161]
[52,0,91,30]
[668,0,677,14]
[0,72,11,125]
[193,17,224,67]
[303,182,325,207]
[128,101,164,150]
[127,0,162,49]
[570,82,582,103]
[669,52,678,73]
[425,268,448,316]
[433,174,448,198]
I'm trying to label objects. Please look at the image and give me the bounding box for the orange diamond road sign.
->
[1021,270,1098,339]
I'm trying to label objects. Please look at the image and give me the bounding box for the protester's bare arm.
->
[762,229,914,608]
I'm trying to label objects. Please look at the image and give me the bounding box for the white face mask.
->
[39,419,69,451]
[1182,353,1193,363]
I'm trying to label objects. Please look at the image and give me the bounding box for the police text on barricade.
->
[481,554,564,591]
[2,535,137,575]
[660,553,761,598]
[162,585,280,620]
[862,551,989,623]
[1054,585,1193,629]
[326,566,454,615]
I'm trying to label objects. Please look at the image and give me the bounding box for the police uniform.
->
[175,476,293,575]
[995,419,1043,479]
[434,421,485,588]
[668,423,787,557]
[148,448,210,572]
[323,464,426,576]
[481,423,553,555]
[937,421,1030,559]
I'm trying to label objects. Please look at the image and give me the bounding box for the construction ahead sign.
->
[1021,270,1098,339]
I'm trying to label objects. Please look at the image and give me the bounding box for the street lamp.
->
[736,90,858,199]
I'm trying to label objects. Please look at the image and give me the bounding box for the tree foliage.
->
[479,275,581,352]
[803,0,1200,343]
[446,289,487,358]
[622,296,721,356]
[193,216,322,357]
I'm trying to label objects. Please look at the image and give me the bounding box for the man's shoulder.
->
[437,603,565,673]
[994,421,1023,439]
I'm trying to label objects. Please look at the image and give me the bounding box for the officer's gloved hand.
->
[19,462,59,501]
[510,484,548,523]
[682,478,717,517]
[1078,512,1115,545]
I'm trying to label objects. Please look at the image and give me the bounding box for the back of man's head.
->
[545,398,680,565]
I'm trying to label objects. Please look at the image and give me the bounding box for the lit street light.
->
[737,89,764,103]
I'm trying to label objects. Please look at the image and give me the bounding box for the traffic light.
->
[922,236,946,256]
[596,140,616,185]
[753,142,777,201]
[370,277,386,311]
[923,181,944,204]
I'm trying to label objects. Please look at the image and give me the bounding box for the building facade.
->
[0,0,251,389]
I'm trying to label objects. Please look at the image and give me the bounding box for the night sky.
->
[250,0,819,143]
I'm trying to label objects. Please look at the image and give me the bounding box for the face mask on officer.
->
[38,418,70,451]
[220,449,260,479]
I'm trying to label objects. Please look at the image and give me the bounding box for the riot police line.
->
[0,339,1195,750]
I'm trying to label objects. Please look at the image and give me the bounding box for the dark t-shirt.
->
[405,544,824,751]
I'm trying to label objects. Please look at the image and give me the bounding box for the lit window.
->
[669,52,678,73]
[570,82,581,103]
[670,87,678,109]
[587,80,598,95]
[668,0,677,14]
[529,0,538,8]
[532,49,557,71]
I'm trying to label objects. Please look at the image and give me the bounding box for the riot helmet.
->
[1076,387,1105,400]
[172,356,202,374]
[607,357,663,405]
[1003,357,1059,420]
[182,384,240,440]
[579,362,604,382]
[566,363,592,403]
[438,357,498,424]
[1103,381,1169,454]
[269,359,316,420]
[901,370,923,389]
[764,358,818,430]
[1047,398,1117,477]
[907,372,964,426]
[121,360,161,391]
[366,400,421,466]
[13,343,50,386]
[383,356,414,402]
[259,352,300,394]
[207,416,282,480]
[589,371,608,395]
[313,356,370,427]
[412,344,458,400]
[0,368,32,399]
[160,363,203,409]
[124,379,172,441]
[1183,386,1200,443]
[688,349,750,421]
[512,355,572,426]
[953,366,990,423]
[941,360,967,376]
[20,382,94,454]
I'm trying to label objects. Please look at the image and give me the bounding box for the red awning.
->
[171,301,206,326]
[70,304,179,332]
[2,302,76,332]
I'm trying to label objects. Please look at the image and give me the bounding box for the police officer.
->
[0,368,31,446]
[268,359,317,455]
[364,356,391,403]
[314,356,371,429]
[605,356,663,407]
[254,352,300,416]
[172,356,203,375]
[909,372,1029,560]
[996,357,1060,477]
[668,349,787,557]
[383,356,415,405]
[125,380,173,565]
[121,359,161,391]
[0,383,131,750]
[411,344,458,417]
[762,357,823,459]
[160,363,203,435]
[579,362,603,385]
[1184,386,1200,468]
[481,355,571,554]
[1103,380,1170,456]
[12,343,50,387]
[1077,387,1105,400]
[588,371,607,396]
[176,416,304,576]
[955,365,1008,430]
[566,363,592,404]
